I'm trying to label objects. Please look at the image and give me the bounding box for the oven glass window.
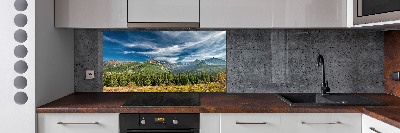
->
[362,0,400,16]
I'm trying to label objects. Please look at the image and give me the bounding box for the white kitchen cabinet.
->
[200,113,220,133]
[273,0,348,28]
[128,0,199,23]
[220,113,281,133]
[38,113,119,133]
[362,114,400,133]
[201,0,349,28]
[200,0,273,28]
[55,0,127,28]
[216,113,361,133]
[281,113,362,133]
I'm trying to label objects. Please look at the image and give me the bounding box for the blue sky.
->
[103,31,226,63]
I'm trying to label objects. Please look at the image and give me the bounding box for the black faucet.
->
[317,54,330,95]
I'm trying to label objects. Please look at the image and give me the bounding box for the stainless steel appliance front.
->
[354,0,400,25]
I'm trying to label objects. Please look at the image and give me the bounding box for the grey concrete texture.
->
[74,29,384,93]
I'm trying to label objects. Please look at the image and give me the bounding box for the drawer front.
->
[38,113,119,133]
[128,0,199,22]
[297,113,361,133]
[281,113,361,133]
[362,114,400,133]
[221,113,280,133]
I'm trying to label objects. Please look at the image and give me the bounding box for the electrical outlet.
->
[86,70,95,79]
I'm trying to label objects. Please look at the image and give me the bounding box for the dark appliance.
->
[121,93,200,107]
[357,0,400,16]
[120,114,200,133]
[355,0,400,24]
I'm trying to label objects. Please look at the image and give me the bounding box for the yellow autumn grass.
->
[103,82,226,92]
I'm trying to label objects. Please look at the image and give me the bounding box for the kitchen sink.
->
[275,93,385,106]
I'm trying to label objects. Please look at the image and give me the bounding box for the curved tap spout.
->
[317,54,329,95]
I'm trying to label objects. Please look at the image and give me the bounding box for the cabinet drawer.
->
[298,113,361,133]
[362,114,400,133]
[38,113,119,133]
[281,113,361,133]
[220,113,280,133]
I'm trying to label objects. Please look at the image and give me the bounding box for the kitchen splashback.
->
[75,29,384,93]
[102,31,227,92]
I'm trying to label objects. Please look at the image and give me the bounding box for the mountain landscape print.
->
[103,31,227,92]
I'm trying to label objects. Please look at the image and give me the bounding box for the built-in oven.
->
[354,0,400,25]
[120,114,199,133]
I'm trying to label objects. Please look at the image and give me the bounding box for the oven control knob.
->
[173,119,178,125]
[141,120,146,125]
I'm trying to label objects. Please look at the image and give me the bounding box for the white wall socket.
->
[86,70,95,79]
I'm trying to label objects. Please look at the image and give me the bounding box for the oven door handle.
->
[126,129,198,133]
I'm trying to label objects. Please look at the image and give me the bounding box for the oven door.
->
[125,129,199,133]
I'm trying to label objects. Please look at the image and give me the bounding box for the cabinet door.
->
[362,114,400,133]
[200,113,220,133]
[273,0,347,28]
[128,0,199,22]
[220,113,280,133]
[38,113,119,133]
[200,0,273,28]
[55,0,127,28]
[281,113,361,133]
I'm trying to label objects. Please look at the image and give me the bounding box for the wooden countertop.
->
[37,93,400,128]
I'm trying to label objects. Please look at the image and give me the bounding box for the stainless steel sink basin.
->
[275,93,385,106]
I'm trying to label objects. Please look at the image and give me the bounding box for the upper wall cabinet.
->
[55,0,127,28]
[200,0,273,28]
[273,0,348,28]
[128,0,199,23]
[127,0,199,28]
[200,0,351,28]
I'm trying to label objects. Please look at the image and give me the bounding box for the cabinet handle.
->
[369,127,382,133]
[301,122,342,125]
[236,122,267,124]
[57,122,99,125]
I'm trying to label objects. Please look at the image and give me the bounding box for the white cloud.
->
[104,36,157,49]
[138,31,226,62]
[123,51,135,54]
[104,36,124,44]
[154,57,179,63]
[122,42,157,49]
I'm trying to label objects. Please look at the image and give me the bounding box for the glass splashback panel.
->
[102,31,226,92]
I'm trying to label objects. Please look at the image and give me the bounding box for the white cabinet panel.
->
[200,0,273,28]
[362,114,400,133]
[273,0,348,28]
[128,0,199,22]
[55,0,127,28]
[200,113,220,133]
[281,113,361,133]
[38,113,119,133]
[220,113,280,133]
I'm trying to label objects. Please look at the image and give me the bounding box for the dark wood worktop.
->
[37,93,400,128]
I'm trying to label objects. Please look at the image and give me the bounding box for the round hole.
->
[14,29,27,43]
[14,0,28,11]
[14,14,27,27]
[14,92,28,105]
[14,76,27,89]
[14,45,28,58]
[14,60,28,74]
